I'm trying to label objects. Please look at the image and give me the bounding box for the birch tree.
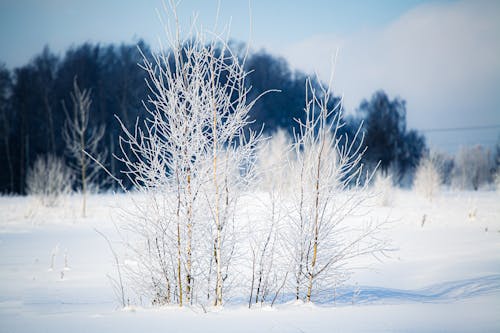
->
[373,171,394,207]
[286,75,387,302]
[26,154,73,207]
[452,145,492,190]
[63,77,107,217]
[248,130,290,307]
[116,1,265,307]
[413,152,441,201]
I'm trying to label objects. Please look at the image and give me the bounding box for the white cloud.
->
[272,0,500,148]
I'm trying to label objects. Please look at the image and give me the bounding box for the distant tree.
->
[398,130,426,182]
[26,154,73,207]
[245,52,296,131]
[358,91,404,171]
[0,64,14,192]
[63,78,107,217]
[494,140,500,190]
[11,66,37,193]
[105,42,148,128]
[429,149,454,186]
[494,139,500,171]
[372,171,395,207]
[494,145,500,190]
[99,42,149,185]
[453,145,492,190]
[413,151,441,201]
[244,51,344,136]
[31,46,59,154]
[357,91,425,183]
[56,43,101,94]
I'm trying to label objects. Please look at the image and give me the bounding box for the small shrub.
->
[26,154,73,207]
[413,154,441,201]
[373,172,394,206]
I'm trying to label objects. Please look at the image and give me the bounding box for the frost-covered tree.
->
[494,142,500,190]
[256,129,291,192]
[413,152,441,201]
[116,2,265,307]
[372,171,394,207]
[428,150,454,186]
[248,130,291,307]
[285,75,387,302]
[63,78,107,217]
[494,170,500,192]
[453,145,492,190]
[26,154,73,207]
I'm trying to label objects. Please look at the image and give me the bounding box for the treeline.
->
[0,41,426,194]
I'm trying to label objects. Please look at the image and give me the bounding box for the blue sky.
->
[0,0,433,65]
[1,0,499,152]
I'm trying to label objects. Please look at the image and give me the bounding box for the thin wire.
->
[420,124,500,133]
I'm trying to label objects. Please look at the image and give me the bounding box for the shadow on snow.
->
[283,274,500,306]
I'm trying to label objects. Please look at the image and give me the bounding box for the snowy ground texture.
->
[1,190,499,332]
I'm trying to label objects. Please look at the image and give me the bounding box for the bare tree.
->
[285,75,387,302]
[0,64,14,193]
[453,145,492,190]
[413,152,441,201]
[63,77,107,217]
[116,1,266,307]
[495,169,500,191]
[372,171,395,207]
[248,130,290,307]
[26,154,73,207]
[255,129,291,192]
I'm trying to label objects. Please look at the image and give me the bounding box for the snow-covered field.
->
[1,190,499,332]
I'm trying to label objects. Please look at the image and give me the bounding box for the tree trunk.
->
[186,170,193,304]
[80,126,87,218]
[1,115,14,192]
[175,169,183,306]
[43,94,56,154]
[306,135,324,302]
[177,219,183,306]
[212,71,223,307]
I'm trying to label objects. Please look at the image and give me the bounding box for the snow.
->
[1,190,499,332]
